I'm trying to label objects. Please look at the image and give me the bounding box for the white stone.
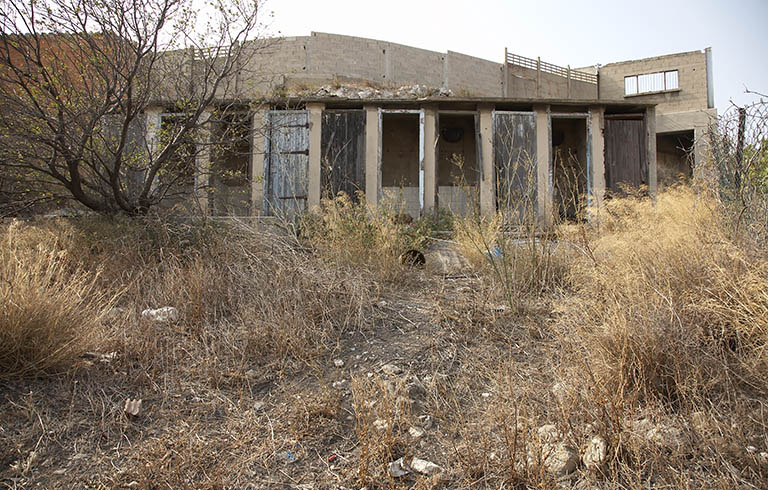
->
[380,363,403,376]
[141,306,178,322]
[410,457,442,475]
[373,419,388,431]
[582,435,608,470]
[333,359,344,368]
[543,443,579,476]
[408,426,425,439]
[537,424,561,444]
[388,457,409,477]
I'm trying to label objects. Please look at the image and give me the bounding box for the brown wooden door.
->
[321,110,366,201]
[604,118,647,195]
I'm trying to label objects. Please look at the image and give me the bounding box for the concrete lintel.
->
[364,105,380,206]
[251,107,267,216]
[478,103,495,217]
[307,102,325,210]
[534,104,552,226]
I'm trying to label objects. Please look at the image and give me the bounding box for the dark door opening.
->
[551,116,588,220]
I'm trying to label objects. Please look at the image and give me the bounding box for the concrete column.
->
[364,105,380,206]
[590,107,606,210]
[534,105,552,226]
[646,106,657,197]
[307,102,324,210]
[423,106,438,213]
[478,104,495,217]
[144,107,162,194]
[194,108,212,216]
[693,126,706,168]
[250,106,267,216]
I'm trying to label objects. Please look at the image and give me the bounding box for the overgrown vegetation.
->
[3,117,768,487]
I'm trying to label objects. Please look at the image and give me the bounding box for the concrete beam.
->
[478,104,495,217]
[423,105,438,213]
[534,104,552,226]
[307,102,325,210]
[364,105,380,206]
[590,107,606,210]
[250,107,267,216]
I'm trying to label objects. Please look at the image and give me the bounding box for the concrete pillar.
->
[646,106,657,197]
[590,107,606,210]
[478,104,495,217]
[534,104,552,226]
[307,102,324,210]
[250,106,267,216]
[364,105,380,206]
[423,106,438,213]
[144,107,162,194]
[194,108,212,215]
[693,126,706,168]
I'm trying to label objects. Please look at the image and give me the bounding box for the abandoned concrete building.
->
[145,32,717,221]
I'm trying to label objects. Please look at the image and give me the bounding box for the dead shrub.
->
[0,220,113,377]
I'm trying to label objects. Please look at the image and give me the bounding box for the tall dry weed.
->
[558,187,768,406]
[0,220,113,377]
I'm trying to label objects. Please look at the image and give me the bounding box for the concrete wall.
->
[598,50,710,114]
[238,32,504,97]
[506,65,597,99]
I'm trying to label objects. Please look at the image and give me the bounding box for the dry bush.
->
[0,220,113,377]
[301,192,438,279]
[453,211,570,313]
[548,187,768,484]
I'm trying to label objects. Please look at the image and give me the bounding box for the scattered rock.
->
[418,414,434,429]
[538,424,562,443]
[551,382,569,401]
[373,419,389,431]
[253,401,265,411]
[410,457,442,475]
[141,306,178,322]
[332,379,347,389]
[380,363,403,376]
[408,426,425,439]
[758,452,768,465]
[388,457,409,477]
[746,445,758,454]
[333,359,344,368]
[542,443,579,476]
[123,398,142,417]
[582,435,608,470]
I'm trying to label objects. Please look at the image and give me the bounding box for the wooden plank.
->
[604,118,646,195]
[493,111,537,221]
[321,110,366,202]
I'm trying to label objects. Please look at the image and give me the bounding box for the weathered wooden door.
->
[493,111,537,220]
[604,118,647,195]
[264,110,309,216]
[321,110,366,201]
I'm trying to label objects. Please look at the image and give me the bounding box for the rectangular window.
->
[624,70,679,96]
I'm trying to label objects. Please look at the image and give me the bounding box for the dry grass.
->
[2,185,768,488]
[0,220,113,377]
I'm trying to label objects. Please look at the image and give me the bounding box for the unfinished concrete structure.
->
[144,32,714,221]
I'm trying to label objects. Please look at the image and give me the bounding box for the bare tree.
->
[0,0,265,215]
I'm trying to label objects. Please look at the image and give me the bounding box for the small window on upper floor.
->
[624,70,679,96]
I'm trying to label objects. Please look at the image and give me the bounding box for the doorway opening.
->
[438,113,478,215]
[551,115,588,220]
[380,111,423,218]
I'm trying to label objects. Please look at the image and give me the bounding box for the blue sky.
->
[266,0,768,115]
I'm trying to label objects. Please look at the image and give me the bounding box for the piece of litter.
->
[279,450,297,463]
[123,398,142,416]
[389,457,409,477]
[410,457,442,475]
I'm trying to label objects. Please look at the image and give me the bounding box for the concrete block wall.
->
[598,50,709,114]
[505,65,598,99]
[237,32,504,97]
